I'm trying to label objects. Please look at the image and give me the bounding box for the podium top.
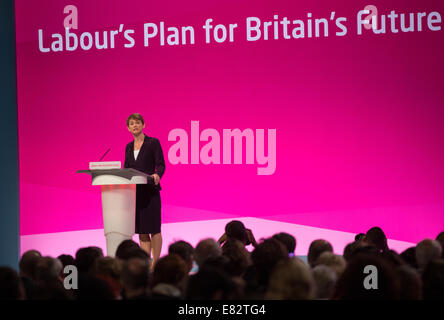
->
[77,168,154,186]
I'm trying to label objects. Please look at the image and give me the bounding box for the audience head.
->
[186,267,241,300]
[266,258,314,300]
[381,249,404,267]
[75,246,104,274]
[225,220,247,244]
[35,256,63,284]
[91,257,122,298]
[19,250,42,280]
[308,239,333,267]
[435,231,444,258]
[400,247,418,269]
[397,265,422,300]
[115,239,141,260]
[151,254,188,290]
[315,252,346,277]
[194,238,222,268]
[121,257,150,299]
[343,241,360,262]
[272,232,296,255]
[422,259,444,300]
[415,239,442,272]
[365,227,388,253]
[312,265,337,299]
[251,238,288,287]
[168,240,194,273]
[355,233,366,241]
[57,254,75,270]
[0,267,24,300]
[75,274,115,300]
[333,253,400,300]
[222,239,251,277]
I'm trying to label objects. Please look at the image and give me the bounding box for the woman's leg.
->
[150,232,162,270]
[139,234,151,258]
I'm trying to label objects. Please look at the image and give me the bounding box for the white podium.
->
[77,166,152,257]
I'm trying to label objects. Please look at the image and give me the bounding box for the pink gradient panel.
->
[15,1,444,242]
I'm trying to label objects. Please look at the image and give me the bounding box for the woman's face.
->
[128,119,145,136]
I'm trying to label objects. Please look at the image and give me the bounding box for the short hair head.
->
[194,238,222,268]
[126,113,145,127]
[416,239,442,271]
[121,258,150,292]
[151,254,188,289]
[315,252,346,277]
[168,240,194,272]
[272,232,296,254]
[115,239,141,260]
[75,247,104,274]
[307,239,333,267]
[266,258,314,300]
[19,250,42,279]
[312,265,337,299]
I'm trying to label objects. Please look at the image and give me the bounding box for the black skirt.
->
[135,184,161,234]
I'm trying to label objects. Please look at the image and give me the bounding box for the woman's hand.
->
[151,173,160,185]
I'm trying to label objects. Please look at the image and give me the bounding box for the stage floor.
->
[20,217,415,258]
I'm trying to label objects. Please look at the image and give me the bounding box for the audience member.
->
[397,265,422,300]
[75,246,104,274]
[151,254,188,299]
[436,231,444,258]
[307,240,333,267]
[333,253,400,300]
[355,233,366,241]
[272,232,296,256]
[121,257,150,299]
[365,227,388,253]
[315,252,346,277]
[91,257,122,299]
[194,238,222,268]
[35,256,63,284]
[222,239,251,277]
[266,257,314,300]
[19,249,41,299]
[75,274,115,300]
[244,238,288,298]
[115,239,141,260]
[312,265,337,300]
[186,267,242,300]
[422,259,444,300]
[400,247,418,269]
[217,220,257,248]
[57,254,75,270]
[168,240,194,273]
[0,267,25,300]
[415,239,442,272]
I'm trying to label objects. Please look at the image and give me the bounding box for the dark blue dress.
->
[124,135,165,234]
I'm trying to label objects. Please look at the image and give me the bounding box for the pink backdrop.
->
[15,0,444,243]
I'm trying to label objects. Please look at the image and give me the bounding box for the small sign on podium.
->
[89,161,121,170]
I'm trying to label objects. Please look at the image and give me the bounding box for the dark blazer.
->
[124,134,166,191]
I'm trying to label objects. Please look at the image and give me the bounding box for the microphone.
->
[99,148,111,161]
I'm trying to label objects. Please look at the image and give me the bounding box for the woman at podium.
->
[124,113,165,270]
